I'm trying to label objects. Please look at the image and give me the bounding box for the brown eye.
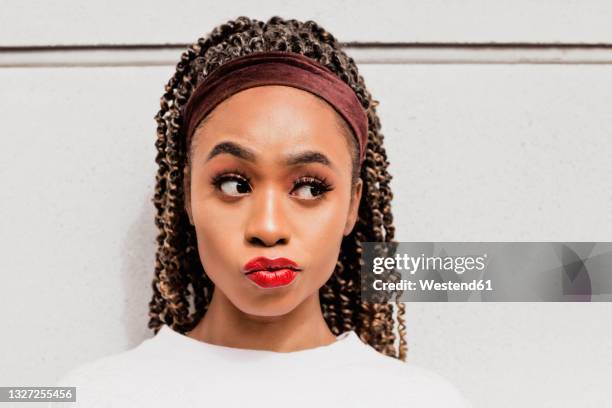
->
[212,173,252,196]
[291,176,332,200]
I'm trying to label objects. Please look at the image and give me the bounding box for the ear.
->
[183,163,194,226]
[343,178,363,236]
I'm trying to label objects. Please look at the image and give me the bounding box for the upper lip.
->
[243,256,302,274]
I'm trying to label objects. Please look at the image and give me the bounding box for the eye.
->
[212,173,252,196]
[291,176,333,200]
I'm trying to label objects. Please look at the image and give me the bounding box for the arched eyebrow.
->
[206,141,255,162]
[206,141,334,169]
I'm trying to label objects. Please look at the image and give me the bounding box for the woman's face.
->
[184,85,362,317]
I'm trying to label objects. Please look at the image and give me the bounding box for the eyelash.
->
[293,174,333,197]
[210,169,333,199]
[210,168,251,189]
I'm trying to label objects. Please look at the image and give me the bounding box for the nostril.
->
[247,236,288,247]
[247,236,266,247]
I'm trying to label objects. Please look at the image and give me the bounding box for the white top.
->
[51,325,472,408]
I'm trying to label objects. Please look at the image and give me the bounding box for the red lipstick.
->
[243,257,302,288]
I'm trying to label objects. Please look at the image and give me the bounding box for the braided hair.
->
[148,16,407,361]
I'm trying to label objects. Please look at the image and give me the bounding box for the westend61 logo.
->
[373,253,487,275]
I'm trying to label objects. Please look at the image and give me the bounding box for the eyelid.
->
[210,169,251,185]
[292,175,330,188]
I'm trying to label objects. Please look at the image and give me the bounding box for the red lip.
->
[243,257,302,288]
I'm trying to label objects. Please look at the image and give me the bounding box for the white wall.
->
[1,2,611,407]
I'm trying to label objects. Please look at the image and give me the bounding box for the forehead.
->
[190,85,352,167]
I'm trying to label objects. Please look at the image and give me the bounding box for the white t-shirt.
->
[51,325,471,407]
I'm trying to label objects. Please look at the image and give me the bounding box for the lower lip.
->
[245,269,299,288]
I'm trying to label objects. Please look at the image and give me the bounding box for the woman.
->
[54,16,471,408]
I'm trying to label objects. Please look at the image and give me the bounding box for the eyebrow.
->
[207,141,256,163]
[206,141,333,168]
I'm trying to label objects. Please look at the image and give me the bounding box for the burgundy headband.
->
[181,51,369,165]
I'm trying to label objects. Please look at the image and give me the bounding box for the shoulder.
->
[52,336,179,407]
[56,351,138,388]
[56,335,158,384]
[348,342,472,407]
[53,351,139,405]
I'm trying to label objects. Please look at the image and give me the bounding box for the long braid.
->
[148,16,407,360]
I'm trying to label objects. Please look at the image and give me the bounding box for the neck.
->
[186,289,338,352]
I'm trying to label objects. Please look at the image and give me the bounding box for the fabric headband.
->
[181,51,369,165]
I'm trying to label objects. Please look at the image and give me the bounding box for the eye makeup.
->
[209,168,334,200]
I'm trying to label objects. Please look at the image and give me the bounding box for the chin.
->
[230,291,304,318]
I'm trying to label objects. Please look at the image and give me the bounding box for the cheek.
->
[189,191,245,281]
[294,195,351,278]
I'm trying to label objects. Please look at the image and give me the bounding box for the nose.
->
[244,185,290,247]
